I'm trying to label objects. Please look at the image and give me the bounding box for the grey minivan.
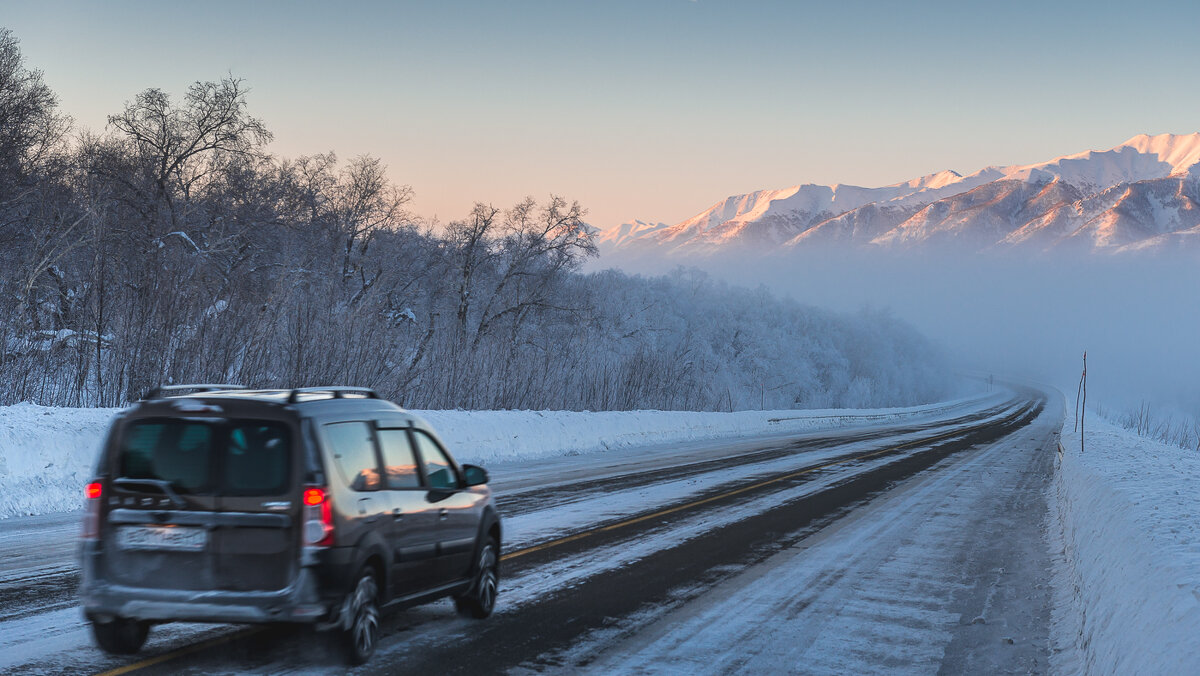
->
[79,385,501,665]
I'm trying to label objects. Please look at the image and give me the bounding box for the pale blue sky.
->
[4,0,1198,228]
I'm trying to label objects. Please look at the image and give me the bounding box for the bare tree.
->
[446,203,501,345]
[332,155,412,279]
[471,196,596,350]
[0,28,69,188]
[107,76,271,233]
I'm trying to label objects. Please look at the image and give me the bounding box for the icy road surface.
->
[0,389,1058,674]
[583,395,1060,674]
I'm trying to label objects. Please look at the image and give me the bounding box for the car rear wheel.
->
[455,537,498,619]
[91,617,150,655]
[339,568,381,665]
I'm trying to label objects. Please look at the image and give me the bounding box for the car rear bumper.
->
[81,574,328,624]
[79,542,355,625]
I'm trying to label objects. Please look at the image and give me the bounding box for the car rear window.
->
[118,420,290,496]
[121,421,214,493]
[225,422,290,495]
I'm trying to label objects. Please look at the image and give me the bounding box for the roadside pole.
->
[1074,352,1086,454]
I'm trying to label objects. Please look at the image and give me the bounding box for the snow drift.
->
[1051,415,1200,673]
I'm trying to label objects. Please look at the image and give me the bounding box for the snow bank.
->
[1051,415,1200,674]
[0,403,118,520]
[0,395,993,519]
[420,397,987,466]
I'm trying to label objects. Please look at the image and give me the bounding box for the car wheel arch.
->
[350,537,389,602]
[475,510,501,574]
[479,507,501,545]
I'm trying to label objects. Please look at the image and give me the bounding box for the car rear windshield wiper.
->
[113,478,188,509]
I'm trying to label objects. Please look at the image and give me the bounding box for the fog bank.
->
[594,251,1200,417]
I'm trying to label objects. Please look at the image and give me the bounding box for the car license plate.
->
[117,525,207,551]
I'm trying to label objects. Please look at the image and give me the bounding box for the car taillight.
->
[303,487,324,506]
[302,485,334,547]
[82,480,103,540]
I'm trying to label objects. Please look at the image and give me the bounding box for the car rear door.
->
[104,417,222,592]
[212,418,301,592]
[320,419,388,540]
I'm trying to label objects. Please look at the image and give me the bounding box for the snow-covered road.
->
[583,393,1061,674]
[0,389,1056,674]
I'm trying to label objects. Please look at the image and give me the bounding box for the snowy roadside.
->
[1051,414,1200,674]
[0,393,999,520]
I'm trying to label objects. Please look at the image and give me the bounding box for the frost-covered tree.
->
[0,28,953,410]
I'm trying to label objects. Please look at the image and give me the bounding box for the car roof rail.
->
[142,384,248,400]
[286,387,380,404]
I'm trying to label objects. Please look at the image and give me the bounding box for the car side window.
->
[323,422,381,491]
[377,428,421,490]
[412,431,459,490]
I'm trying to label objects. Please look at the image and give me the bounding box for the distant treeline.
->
[0,29,952,410]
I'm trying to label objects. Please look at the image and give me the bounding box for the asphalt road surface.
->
[0,388,1061,675]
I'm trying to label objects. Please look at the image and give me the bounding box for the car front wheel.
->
[455,537,498,619]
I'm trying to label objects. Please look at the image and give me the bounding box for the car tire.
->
[339,568,381,665]
[91,617,150,655]
[455,536,498,619]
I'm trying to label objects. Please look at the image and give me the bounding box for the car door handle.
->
[438,508,448,520]
[358,497,378,522]
[392,508,404,521]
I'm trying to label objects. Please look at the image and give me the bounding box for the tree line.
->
[0,29,952,410]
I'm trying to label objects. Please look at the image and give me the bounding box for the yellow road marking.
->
[95,408,1019,675]
[96,627,265,676]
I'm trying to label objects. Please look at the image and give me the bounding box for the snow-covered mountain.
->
[600,133,1200,256]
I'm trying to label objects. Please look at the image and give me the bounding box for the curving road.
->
[0,388,1061,675]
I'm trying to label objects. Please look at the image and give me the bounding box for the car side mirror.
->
[462,464,488,487]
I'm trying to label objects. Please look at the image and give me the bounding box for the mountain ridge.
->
[599,133,1200,256]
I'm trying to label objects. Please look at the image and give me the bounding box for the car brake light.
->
[82,480,103,539]
[302,485,334,547]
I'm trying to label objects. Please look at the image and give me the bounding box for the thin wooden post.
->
[1078,352,1087,454]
